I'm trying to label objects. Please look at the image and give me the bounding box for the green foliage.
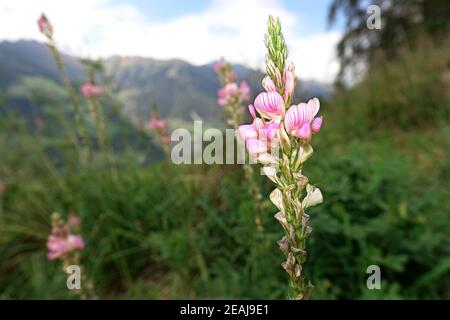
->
[328,0,450,80]
[326,39,450,135]
[0,133,448,299]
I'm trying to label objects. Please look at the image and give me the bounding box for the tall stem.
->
[47,40,91,164]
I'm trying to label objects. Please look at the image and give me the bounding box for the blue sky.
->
[0,0,343,82]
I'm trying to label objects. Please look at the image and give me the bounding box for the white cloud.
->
[0,0,340,82]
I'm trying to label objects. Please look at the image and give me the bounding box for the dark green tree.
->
[328,0,450,82]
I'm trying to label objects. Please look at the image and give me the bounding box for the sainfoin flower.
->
[147,113,171,150]
[148,115,167,130]
[37,13,53,37]
[81,82,103,98]
[284,98,323,141]
[47,213,84,261]
[238,118,279,161]
[253,91,285,120]
[238,15,324,300]
[47,234,85,260]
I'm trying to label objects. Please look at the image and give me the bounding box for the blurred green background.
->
[0,0,449,299]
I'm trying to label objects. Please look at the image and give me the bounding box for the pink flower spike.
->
[253,91,285,120]
[38,14,53,37]
[262,76,277,92]
[81,82,103,98]
[148,116,166,130]
[311,116,323,133]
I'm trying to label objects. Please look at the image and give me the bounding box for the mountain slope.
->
[0,40,332,126]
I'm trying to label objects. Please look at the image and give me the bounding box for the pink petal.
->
[238,124,257,141]
[246,138,269,155]
[224,83,238,95]
[311,116,323,133]
[284,104,308,134]
[68,235,85,250]
[306,98,320,120]
[248,104,256,119]
[296,122,312,141]
[47,251,61,260]
[262,76,277,92]
[285,61,295,73]
[283,70,295,101]
[217,97,227,106]
[47,235,69,259]
[253,91,285,119]
[264,121,280,141]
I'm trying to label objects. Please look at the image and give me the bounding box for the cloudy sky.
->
[0,0,343,82]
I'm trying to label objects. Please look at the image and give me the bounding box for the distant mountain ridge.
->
[0,40,332,126]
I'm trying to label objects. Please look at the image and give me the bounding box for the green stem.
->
[47,40,91,164]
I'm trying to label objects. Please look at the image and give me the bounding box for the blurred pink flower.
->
[253,91,285,120]
[239,81,251,101]
[213,60,226,73]
[37,13,53,37]
[68,214,81,227]
[284,98,322,141]
[148,115,167,130]
[217,83,239,106]
[47,234,85,260]
[81,82,103,98]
